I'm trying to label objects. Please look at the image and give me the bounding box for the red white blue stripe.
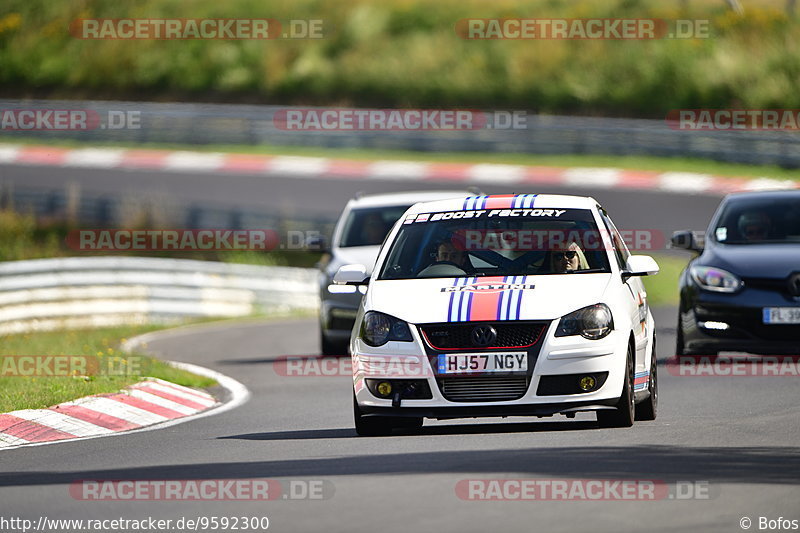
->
[446,276,528,322]
[634,370,650,390]
[462,194,538,211]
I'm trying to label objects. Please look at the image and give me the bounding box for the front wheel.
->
[635,333,658,421]
[597,343,635,428]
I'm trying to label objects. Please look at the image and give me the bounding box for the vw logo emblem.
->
[471,325,497,347]
[789,273,800,297]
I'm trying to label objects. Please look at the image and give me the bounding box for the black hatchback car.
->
[672,190,800,355]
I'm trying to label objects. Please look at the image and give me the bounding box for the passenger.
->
[549,241,589,273]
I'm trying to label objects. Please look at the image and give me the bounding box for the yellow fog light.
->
[376,381,393,397]
[579,376,596,391]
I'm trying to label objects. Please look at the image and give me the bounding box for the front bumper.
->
[353,325,628,419]
[320,298,360,341]
[683,289,800,354]
[360,398,619,419]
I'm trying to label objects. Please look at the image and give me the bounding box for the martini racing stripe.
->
[447,277,476,322]
[498,276,527,321]
[634,370,650,390]
[467,276,505,321]
[462,194,538,211]
[446,276,530,322]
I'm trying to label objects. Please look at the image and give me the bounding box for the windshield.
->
[713,197,800,244]
[338,205,411,247]
[378,208,611,279]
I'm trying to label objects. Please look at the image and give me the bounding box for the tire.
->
[353,393,394,437]
[676,312,717,357]
[675,311,686,356]
[635,333,658,421]
[597,343,635,428]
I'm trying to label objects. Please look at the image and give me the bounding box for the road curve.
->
[1,310,799,533]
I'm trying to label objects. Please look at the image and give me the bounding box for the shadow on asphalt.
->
[218,420,596,441]
[3,446,800,486]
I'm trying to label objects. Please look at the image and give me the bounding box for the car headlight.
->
[360,311,413,347]
[555,304,614,340]
[690,265,742,293]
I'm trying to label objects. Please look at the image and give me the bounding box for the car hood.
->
[703,243,800,278]
[328,246,381,276]
[366,274,613,324]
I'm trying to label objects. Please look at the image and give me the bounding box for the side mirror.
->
[671,230,703,253]
[333,264,369,285]
[622,255,660,281]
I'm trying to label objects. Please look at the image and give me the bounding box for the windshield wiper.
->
[565,268,608,274]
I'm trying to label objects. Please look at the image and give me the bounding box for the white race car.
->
[335,194,660,436]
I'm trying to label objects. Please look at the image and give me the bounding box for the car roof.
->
[405,193,599,214]
[347,190,475,209]
[724,189,800,202]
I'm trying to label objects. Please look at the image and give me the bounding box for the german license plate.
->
[763,307,800,324]
[437,352,527,374]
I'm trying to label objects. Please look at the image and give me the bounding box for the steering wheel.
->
[417,261,468,278]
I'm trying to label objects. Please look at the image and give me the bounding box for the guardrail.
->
[0,182,336,232]
[1,99,798,168]
[0,257,318,335]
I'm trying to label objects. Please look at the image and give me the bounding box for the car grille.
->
[742,277,797,297]
[420,322,547,350]
[438,376,529,402]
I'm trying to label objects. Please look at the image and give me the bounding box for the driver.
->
[737,211,771,241]
[435,241,474,272]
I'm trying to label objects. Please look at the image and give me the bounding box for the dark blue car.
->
[672,190,800,355]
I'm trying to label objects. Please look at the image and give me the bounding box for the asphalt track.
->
[2,312,800,533]
[0,162,721,233]
[1,165,799,532]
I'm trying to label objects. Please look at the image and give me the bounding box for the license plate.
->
[763,307,800,324]
[437,352,527,374]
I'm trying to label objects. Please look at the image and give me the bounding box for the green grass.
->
[642,253,690,307]
[3,136,799,180]
[0,208,323,266]
[1,0,797,116]
[0,325,217,413]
